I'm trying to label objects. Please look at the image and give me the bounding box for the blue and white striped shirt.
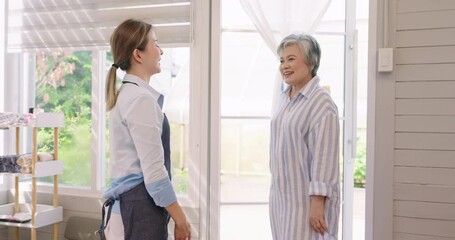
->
[270,76,340,240]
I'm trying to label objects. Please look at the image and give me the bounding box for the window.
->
[104,47,191,195]
[220,30,276,207]
[35,51,93,187]
[0,0,5,170]
[4,0,197,202]
[220,1,276,238]
[20,47,194,196]
[159,48,191,195]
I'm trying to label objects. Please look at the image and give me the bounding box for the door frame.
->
[208,0,359,239]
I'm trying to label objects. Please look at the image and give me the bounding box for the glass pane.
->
[105,52,114,187]
[314,34,346,115]
[220,119,270,203]
[104,48,191,195]
[35,51,92,187]
[221,32,276,117]
[152,47,191,196]
[220,205,272,240]
[221,0,255,29]
[317,0,346,32]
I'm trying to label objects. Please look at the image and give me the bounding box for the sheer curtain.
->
[239,0,332,112]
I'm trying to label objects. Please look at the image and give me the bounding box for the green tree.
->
[34,51,92,186]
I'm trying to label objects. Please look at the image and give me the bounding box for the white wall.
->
[366,0,395,239]
[393,0,455,239]
[368,0,455,239]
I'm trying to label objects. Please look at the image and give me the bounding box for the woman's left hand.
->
[309,195,328,234]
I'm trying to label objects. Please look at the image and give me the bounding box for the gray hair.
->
[277,34,321,77]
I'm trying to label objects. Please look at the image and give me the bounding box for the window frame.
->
[0,0,6,189]
[8,46,202,207]
[1,0,204,211]
[216,1,360,240]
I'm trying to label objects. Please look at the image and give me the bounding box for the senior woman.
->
[269,34,340,240]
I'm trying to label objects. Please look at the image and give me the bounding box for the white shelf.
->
[0,112,64,238]
[34,160,63,177]
[0,203,63,228]
[1,112,64,129]
[0,160,63,178]
[28,113,64,128]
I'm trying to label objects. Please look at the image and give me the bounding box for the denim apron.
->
[98,81,171,240]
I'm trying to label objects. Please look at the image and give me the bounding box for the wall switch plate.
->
[378,48,393,72]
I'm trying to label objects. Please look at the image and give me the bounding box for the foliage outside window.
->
[35,51,92,187]
[354,137,366,188]
[28,47,191,195]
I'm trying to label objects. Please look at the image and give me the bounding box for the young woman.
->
[101,19,191,240]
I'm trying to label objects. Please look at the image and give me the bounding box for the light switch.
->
[378,48,393,72]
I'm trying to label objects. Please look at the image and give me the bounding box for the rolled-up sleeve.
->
[308,111,340,198]
[124,94,176,207]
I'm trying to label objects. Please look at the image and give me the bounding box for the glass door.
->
[216,0,362,239]
[219,3,276,237]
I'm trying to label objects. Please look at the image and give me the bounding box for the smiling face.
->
[279,44,314,90]
[141,30,163,75]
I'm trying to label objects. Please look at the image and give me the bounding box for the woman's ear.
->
[132,49,143,64]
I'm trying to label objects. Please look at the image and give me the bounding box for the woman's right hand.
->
[174,220,191,240]
[165,201,191,239]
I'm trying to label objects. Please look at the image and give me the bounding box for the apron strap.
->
[96,198,116,240]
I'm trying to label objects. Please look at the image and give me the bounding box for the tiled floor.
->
[220,175,366,240]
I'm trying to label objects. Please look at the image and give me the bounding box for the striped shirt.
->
[103,74,176,214]
[269,76,340,240]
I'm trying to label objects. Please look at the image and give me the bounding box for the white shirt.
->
[104,74,176,212]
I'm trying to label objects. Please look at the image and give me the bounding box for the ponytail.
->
[106,19,152,111]
[105,66,118,111]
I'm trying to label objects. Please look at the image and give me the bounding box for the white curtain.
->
[239,0,332,113]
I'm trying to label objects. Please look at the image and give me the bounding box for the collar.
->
[282,76,321,99]
[123,74,161,101]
